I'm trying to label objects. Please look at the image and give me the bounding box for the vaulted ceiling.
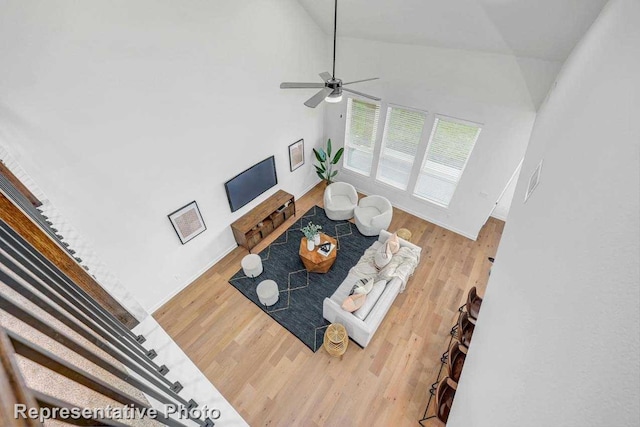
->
[298,0,608,62]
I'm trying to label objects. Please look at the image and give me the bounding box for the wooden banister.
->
[0,161,41,208]
[0,193,137,328]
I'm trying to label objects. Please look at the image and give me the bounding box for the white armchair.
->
[354,195,393,236]
[324,182,358,221]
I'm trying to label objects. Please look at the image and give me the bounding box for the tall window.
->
[414,116,482,207]
[343,98,381,176]
[376,105,427,189]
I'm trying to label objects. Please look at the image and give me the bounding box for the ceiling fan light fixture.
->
[325,92,343,103]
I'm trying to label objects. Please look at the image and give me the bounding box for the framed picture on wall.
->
[168,200,206,244]
[288,139,304,171]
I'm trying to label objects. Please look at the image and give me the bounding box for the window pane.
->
[414,117,481,206]
[345,147,373,175]
[414,173,457,206]
[377,156,413,189]
[376,106,426,189]
[344,98,381,176]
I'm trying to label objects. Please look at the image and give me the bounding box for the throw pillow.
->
[341,293,366,312]
[386,232,400,254]
[374,243,392,270]
[350,277,374,295]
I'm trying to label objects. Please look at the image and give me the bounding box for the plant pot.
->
[313,234,321,245]
[306,238,315,251]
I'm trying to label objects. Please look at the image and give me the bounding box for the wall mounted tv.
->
[224,156,278,212]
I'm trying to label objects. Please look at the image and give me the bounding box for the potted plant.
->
[313,139,344,185]
[301,221,322,250]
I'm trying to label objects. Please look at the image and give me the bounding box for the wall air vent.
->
[524,160,543,203]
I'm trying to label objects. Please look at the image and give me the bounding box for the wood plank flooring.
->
[154,183,504,426]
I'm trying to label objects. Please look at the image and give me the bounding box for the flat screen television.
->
[224,156,278,212]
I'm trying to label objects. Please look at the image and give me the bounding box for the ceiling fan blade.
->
[280,82,326,89]
[304,87,334,108]
[319,72,333,82]
[281,1,383,109]
[343,77,379,86]
[342,88,381,101]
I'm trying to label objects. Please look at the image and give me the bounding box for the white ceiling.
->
[297,0,608,62]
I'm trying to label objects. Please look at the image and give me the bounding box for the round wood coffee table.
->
[298,233,337,273]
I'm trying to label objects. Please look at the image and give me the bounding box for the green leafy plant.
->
[313,139,344,184]
[300,221,322,240]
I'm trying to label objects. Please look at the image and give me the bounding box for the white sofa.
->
[354,195,393,236]
[323,230,421,348]
[324,182,358,220]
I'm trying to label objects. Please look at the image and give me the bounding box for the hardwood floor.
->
[154,183,504,426]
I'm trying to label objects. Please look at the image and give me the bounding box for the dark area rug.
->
[229,206,377,351]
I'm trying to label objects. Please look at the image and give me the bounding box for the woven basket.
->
[324,323,348,357]
[396,228,412,241]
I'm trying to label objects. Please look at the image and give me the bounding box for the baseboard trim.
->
[395,203,479,241]
[150,180,321,316]
[297,179,322,200]
[353,187,479,241]
[150,243,238,315]
[490,213,508,221]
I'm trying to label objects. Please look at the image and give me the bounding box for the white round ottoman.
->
[241,254,263,278]
[256,280,279,307]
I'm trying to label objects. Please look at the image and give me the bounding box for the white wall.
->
[0,0,327,312]
[324,37,560,239]
[448,0,640,425]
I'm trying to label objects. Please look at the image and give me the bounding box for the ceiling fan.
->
[280,0,380,108]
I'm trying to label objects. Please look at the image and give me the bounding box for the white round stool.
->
[256,280,279,307]
[241,254,263,278]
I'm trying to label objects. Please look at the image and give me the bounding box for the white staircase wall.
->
[447,0,640,425]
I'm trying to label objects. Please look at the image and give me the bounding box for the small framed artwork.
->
[168,201,206,244]
[288,138,304,171]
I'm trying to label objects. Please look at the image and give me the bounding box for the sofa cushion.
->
[356,206,381,225]
[353,279,387,320]
[331,194,354,210]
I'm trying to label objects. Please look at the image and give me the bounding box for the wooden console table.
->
[231,190,295,252]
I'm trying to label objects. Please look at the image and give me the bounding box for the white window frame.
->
[412,114,482,208]
[342,97,382,177]
[375,104,428,190]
